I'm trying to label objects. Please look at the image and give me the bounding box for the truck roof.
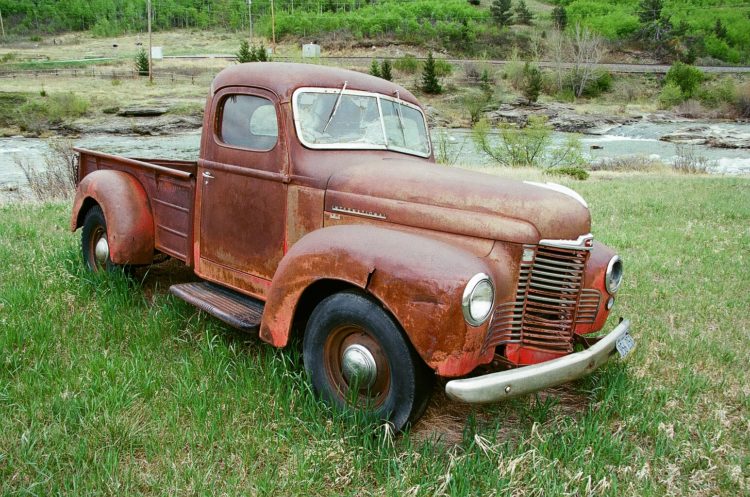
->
[211,62,421,106]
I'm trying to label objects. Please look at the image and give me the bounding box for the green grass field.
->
[1,175,748,495]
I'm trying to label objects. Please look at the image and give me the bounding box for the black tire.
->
[303,291,433,431]
[81,205,119,273]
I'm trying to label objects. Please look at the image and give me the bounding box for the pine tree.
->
[381,59,393,81]
[637,0,673,52]
[236,40,253,63]
[638,0,664,24]
[135,48,149,76]
[552,6,567,31]
[714,19,728,40]
[491,0,513,28]
[370,59,381,78]
[515,0,534,25]
[521,62,542,104]
[256,43,269,62]
[420,52,442,95]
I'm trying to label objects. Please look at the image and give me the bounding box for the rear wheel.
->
[303,291,433,431]
[81,205,121,273]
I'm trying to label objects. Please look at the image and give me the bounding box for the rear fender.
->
[70,170,155,265]
[260,225,499,376]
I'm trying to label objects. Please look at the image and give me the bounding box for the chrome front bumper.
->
[445,319,631,403]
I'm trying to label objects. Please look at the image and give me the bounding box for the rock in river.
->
[660,125,750,149]
[117,106,169,117]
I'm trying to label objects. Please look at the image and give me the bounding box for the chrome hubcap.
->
[341,344,377,389]
[94,237,109,266]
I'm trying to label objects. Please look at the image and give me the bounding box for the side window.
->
[219,95,278,150]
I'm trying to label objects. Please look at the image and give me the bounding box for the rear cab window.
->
[219,94,278,151]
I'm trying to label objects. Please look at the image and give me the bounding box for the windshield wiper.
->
[322,81,348,133]
[393,90,407,145]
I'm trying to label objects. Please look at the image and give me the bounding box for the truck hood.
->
[324,159,591,244]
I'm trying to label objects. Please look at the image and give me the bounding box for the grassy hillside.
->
[1,174,748,495]
[558,0,750,63]
[2,0,749,62]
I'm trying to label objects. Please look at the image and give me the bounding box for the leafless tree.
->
[569,24,606,97]
[546,24,607,98]
[547,29,567,93]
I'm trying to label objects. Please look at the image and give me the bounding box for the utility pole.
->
[271,0,276,52]
[147,0,153,83]
[247,0,253,41]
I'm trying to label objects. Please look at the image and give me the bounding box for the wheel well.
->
[290,279,364,343]
[75,197,99,229]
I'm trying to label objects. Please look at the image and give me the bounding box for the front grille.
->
[484,242,599,354]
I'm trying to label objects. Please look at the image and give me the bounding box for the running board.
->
[170,282,264,332]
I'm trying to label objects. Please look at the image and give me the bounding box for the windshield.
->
[293,88,431,157]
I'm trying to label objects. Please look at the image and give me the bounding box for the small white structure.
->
[151,46,163,60]
[302,43,321,58]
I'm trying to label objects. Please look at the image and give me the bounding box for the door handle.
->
[202,171,215,179]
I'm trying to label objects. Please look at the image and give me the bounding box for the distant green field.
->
[1,174,748,495]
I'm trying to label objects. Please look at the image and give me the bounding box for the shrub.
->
[472,116,586,169]
[135,48,149,76]
[698,77,736,108]
[18,92,89,133]
[659,82,684,108]
[14,139,78,200]
[434,130,466,166]
[734,82,750,118]
[674,99,705,118]
[394,54,420,74]
[665,62,704,98]
[433,58,453,78]
[464,62,482,82]
[590,155,666,172]
[544,166,589,180]
[503,60,526,92]
[420,52,442,95]
[463,91,489,124]
[480,68,494,97]
[672,144,713,174]
[704,35,741,64]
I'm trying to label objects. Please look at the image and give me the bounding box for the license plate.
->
[615,332,635,358]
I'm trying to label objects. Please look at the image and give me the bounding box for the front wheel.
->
[303,291,433,431]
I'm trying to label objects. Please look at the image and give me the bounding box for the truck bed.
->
[76,148,197,264]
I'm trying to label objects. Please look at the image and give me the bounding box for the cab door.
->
[196,86,288,298]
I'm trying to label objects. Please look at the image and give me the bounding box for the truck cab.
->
[71,63,632,431]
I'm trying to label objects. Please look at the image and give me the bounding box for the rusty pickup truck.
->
[71,63,633,430]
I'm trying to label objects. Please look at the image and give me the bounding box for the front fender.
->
[259,225,497,376]
[70,170,155,265]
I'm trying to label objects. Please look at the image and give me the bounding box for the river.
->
[1,121,749,191]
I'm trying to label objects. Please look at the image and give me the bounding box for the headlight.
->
[462,273,494,326]
[606,255,623,294]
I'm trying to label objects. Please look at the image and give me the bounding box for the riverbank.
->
[2,30,749,140]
